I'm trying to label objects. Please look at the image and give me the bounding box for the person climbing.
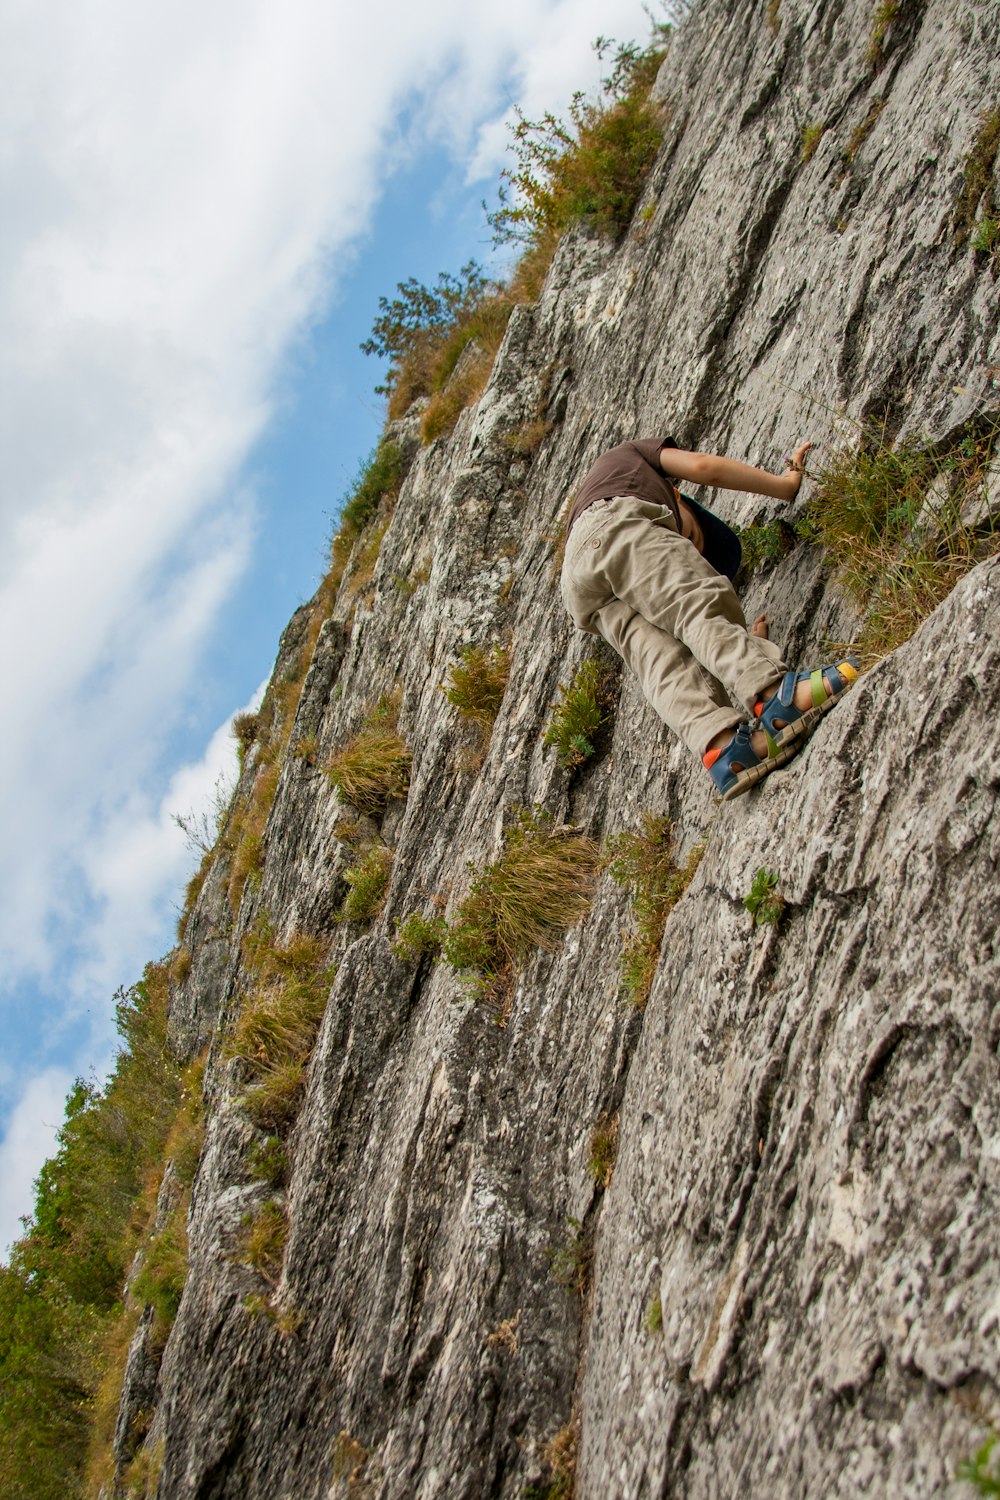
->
[559,436,859,800]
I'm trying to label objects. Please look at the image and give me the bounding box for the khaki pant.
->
[560,495,787,757]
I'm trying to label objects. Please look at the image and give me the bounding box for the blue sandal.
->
[754,658,860,755]
[704,722,804,802]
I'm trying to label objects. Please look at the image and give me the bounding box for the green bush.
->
[0,961,189,1498]
[738,519,790,572]
[842,97,886,170]
[360,261,521,440]
[337,845,393,925]
[340,440,406,532]
[361,30,669,443]
[391,911,447,963]
[247,1136,289,1186]
[959,1434,1000,1495]
[361,264,493,406]
[972,215,1000,253]
[587,1113,619,1187]
[801,122,826,161]
[953,105,1000,263]
[232,710,260,761]
[606,815,704,1006]
[132,1201,189,1339]
[865,0,900,69]
[547,1217,591,1295]
[743,868,784,927]
[544,658,616,767]
[327,729,410,814]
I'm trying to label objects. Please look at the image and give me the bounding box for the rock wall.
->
[121,0,1000,1494]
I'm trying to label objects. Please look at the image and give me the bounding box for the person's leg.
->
[594,599,741,757]
[593,498,787,717]
[563,500,748,756]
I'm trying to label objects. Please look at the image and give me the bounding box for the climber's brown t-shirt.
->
[566,437,681,534]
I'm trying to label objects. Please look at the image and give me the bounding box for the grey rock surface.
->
[116,0,1000,1494]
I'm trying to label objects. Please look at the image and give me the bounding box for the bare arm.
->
[660,440,812,501]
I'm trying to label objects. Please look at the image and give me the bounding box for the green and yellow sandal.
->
[753,658,860,755]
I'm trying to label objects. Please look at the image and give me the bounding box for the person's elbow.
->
[660,447,717,486]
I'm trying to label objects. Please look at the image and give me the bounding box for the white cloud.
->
[0,1068,75,1257]
[77,676,269,1012]
[0,0,654,1247]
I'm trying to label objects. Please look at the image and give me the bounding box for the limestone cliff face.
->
[117,0,1000,1495]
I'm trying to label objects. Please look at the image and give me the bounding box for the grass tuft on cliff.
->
[228,923,334,1133]
[337,844,393,925]
[953,106,1000,266]
[443,809,601,987]
[804,416,1000,660]
[606,815,705,1007]
[325,691,411,816]
[444,642,511,732]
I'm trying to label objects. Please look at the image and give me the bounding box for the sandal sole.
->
[719,738,802,801]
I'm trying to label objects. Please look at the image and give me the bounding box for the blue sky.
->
[0,0,656,1254]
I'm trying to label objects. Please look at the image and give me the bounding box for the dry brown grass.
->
[542,1421,577,1500]
[504,419,553,458]
[228,926,334,1133]
[343,512,393,598]
[238,1201,288,1285]
[443,810,601,982]
[486,1309,521,1355]
[326,729,411,815]
[420,342,499,444]
[587,1112,619,1188]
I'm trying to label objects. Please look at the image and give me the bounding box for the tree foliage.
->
[0,960,186,1498]
[487,34,668,247]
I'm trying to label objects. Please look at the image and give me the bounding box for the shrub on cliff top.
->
[0,960,195,1499]
[361,263,494,411]
[487,33,667,249]
[361,28,669,441]
[360,261,519,438]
